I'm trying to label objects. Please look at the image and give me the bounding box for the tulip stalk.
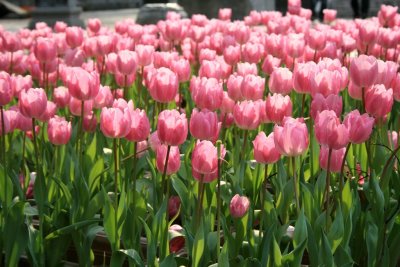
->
[291,157,300,215]
[113,138,120,251]
[1,106,7,216]
[339,143,352,193]
[160,144,171,259]
[9,52,13,74]
[259,164,268,235]
[324,148,333,229]
[216,141,222,259]
[195,175,206,232]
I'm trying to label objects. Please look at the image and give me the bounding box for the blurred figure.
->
[351,0,370,18]
[313,0,328,20]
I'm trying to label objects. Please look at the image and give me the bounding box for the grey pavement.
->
[0,8,139,32]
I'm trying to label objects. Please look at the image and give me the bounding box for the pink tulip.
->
[135,45,154,67]
[69,97,93,116]
[64,48,85,67]
[227,74,244,102]
[266,94,292,124]
[319,146,346,173]
[33,37,57,64]
[392,73,400,102]
[54,21,67,33]
[65,26,84,48]
[97,35,115,55]
[156,145,181,175]
[100,106,131,138]
[53,86,71,108]
[83,112,97,132]
[148,67,179,103]
[116,50,138,76]
[253,132,281,164]
[221,92,235,114]
[198,60,222,79]
[47,116,72,145]
[1,32,21,52]
[273,117,309,157]
[237,62,258,76]
[269,68,293,95]
[310,93,342,120]
[87,18,101,33]
[157,109,188,146]
[223,45,241,66]
[64,67,100,101]
[168,195,181,218]
[262,55,282,76]
[191,140,218,174]
[311,69,342,97]
[37,101,56,122]
[343,110,374,144]
[233,100,261,130]
[125,108,150,142]
[218,8,232,20]
[286,33,305,59]
[190,108,220,141]
[314,110,349,149]
[149,131,162,152]
[0,72,12,106]
[242,42,264,64]
[11,74,32,97]
[365,84,393,119]
[323,9,337,23]
[358,21,379,46]
[230,194,250,218]
[378,5,398,26]
[293,62,317,94]
[19,88,48,119]
[93,85,113,109]
[307,29,326,51]
[171,58,191,82]
[241,75,265,100]
[190,77,223,111]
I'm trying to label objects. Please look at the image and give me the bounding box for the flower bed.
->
[1,2,400,266]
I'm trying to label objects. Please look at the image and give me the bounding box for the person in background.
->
[313,0,328,20]
[351,0,370,18]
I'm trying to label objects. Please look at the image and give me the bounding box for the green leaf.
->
[171,176,189,213]
[218,241,229,266]
[88,158,104,194]
[103,189,116,250]
[0,164,13,207]
[334,245,354,267]
[366,217,378,267]
[328,206,344,253]
[192,222,205,267]
[293,210,307,247]
[272,235,282,267]
[319,231,334,267]
[45,219,102,240]
[282,239,307,267]
[86,134,97,162]
[341,181,352,217]
[160,254,177,267]
[139,217,156,266]
[119,249,145,267]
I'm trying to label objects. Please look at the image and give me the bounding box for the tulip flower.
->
[47,116,72,145]
[230,194,250,218]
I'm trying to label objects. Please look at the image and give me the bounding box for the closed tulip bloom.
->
[148,67,179,103]
[69,98,94,116]
[273,117,309,157]
[323,9,337,23]
[262,55,282,75]
[65,67,100,101]
[343,110,374,144]
[233,100,261,130]
[192,143,226,183]
[358,21,379,46]
[365,84,393,118]
[171,58,190,82]
[83,112,97,132]
[307,29,326,51]
[116,50,138,75]
[19,88,48,119]
[100,106,131,138]
[392,73,400,102]
[269,68,293,95]
[47,116,72,145]
[223,45,241,66]
[0,72,12,106]
[237,62,258,76]
[2,31,21,52]
[319,146,346,173]
[293,62,317,94]
[241,75,265,100]
[311,69,342,97]
[218,8,232,20]
[378,5,398,26]
[266,93,292,124]
[242,42,264,64]
[87,18,101,33]
[286,33,305,59]
[37,101,57,122]
[125,108,150,142]
[156,145,181,175]
[253,132,281,164]
[314,110,349,149]
[93,85,113,109]
[199,60,222,79]
[157,109,188,146]
[34,37,57,63]
[135,44,154,67]
[11,74,32,97]
[192,140,218,174]
[350,55,378,88]
[227,74,244,102]
[191,77,223,111]
[97,35,115,56]
[65,26,84,48]
[221,92,235,114]
[310,93,342,120]
[149,131,162,151]
[190,108,219,141]
[230,194,250,218]
[53,86,71,108]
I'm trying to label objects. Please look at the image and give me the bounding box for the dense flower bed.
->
[1,1,400,266]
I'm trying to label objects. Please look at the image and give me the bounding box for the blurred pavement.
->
[0,8,139,32]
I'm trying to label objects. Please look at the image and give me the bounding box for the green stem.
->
[339,143,352,194]
[9,52,13,74]
[216,141,222,259]
[161,145,171,196]
[113,138,120,251]
[300,94,306,118]
[1,106,6,215]
[195,175,205,232]
[361,87,366,114]
[32,118,45,265]
[123,74,128,100]
[324,148,333,229]
[130,142,137,248]
[241,130,248,160]
[310,119,314,180]
[260,164,268,236]
[292,157,300,215]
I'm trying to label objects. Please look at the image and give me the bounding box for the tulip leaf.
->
[160,254,177,267]
[192,222,205,267]
[119,249,145,267]
[294,210,307,247]
[328,205,344,253]
[272,234,282,267]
